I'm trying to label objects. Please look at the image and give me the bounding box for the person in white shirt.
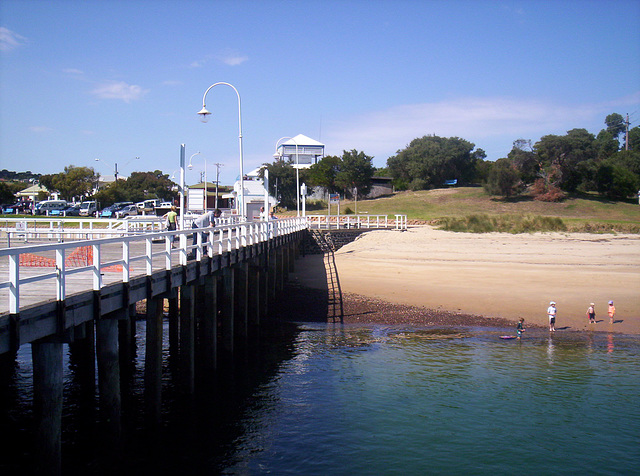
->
[547,301,557,332]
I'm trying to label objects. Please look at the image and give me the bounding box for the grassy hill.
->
[306,187,640,233]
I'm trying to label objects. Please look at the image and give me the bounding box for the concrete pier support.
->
[32,339,63,476]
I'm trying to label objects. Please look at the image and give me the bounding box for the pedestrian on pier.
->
[189,209,221,258]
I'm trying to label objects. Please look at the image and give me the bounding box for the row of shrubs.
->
[436,214,640,233]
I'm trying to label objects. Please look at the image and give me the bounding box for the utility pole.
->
[213,163,224,209]
[625,113,630,151]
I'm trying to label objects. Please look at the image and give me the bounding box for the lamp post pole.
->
[213,162,223,209]
[197,82,245,220]
[274,136,300,217]
[187,151,204,212]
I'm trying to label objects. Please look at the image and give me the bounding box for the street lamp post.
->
[212,162,223,209]
[197,82,245,220]
[187,151,206,212]
[273,137,300,217]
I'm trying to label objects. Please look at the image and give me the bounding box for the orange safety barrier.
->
[19,245,124,272]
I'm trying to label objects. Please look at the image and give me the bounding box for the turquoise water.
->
[223,325,640,475]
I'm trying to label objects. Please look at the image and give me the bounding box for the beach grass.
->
[304,187,640,233]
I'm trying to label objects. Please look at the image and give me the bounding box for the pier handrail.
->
[0,217,307,315]
[306,214,407,230]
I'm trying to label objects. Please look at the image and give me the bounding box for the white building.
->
[275,134,325,168]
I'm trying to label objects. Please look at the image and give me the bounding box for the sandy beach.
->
[289,226,640,334]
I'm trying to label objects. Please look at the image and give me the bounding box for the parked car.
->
[100,201,133,218]
[115,204,138,218]
[78,201,98,217]
[63,203,82,216]
[136,199,161,215]
[2,203,28,214]
[34,200,68,215]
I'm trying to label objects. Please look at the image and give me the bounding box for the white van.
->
[79,201,98,216]
[34,200,68,215]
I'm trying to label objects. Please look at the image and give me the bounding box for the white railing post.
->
[123,240,130,282]
[165,236,172,269]
[92,243,102,290]
[9,253,19,313]
[145,237,153,274]
[55,248,65,301]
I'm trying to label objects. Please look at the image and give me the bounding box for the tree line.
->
[263,112,639,206]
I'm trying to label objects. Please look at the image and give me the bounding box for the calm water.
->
[222,325,640,475]
[2,323,639,475]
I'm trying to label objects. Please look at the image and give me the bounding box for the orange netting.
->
[19,246,124,272]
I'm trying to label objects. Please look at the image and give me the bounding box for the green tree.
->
[260,162,302,210]
[508,139,539,184]
[39,166,98,201]
[307,155,342,194]
[484,158,522,198]
[595,130,620,160]
[605,113,626,140]
[387,135,483,190]
[534,129,596,192]
[596,162,638,200]
[335,149,375,199]
[628,126,640,151]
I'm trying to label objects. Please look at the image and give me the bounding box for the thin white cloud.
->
[63,68,84,75]
[219,54,248,66]
[29,126,53,133]
[0,26,27,51]
[91,81,148,103]
[324,95,639,160]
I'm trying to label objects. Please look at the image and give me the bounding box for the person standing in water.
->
[608,300,616,324]
[547,301,557,332]
[586,303,596,324]
[517,318,526,339]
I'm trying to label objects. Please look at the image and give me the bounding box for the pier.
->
[0,214,406,474]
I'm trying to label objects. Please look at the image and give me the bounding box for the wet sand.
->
[287,226,640,335]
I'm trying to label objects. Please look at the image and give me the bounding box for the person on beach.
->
[586,303,596,324]
[608,300,616,324]
[517,318,525,339]
[547,301,557,332]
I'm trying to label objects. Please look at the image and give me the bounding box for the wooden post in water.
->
[221,267,235,354]
[32,339,63,476]
[96,311,122,451]
[144,295,164,429]
[248,258,261,328]
[199,274,218,377]
[234,261,248,346]
[168,293,179,357]
[180,285,195,395]
[268,246,277,300]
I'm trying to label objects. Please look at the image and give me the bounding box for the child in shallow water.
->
[517,318,525,339]
[586,303,596,324]
[608,301,616,324]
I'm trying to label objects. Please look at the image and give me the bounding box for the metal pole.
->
[179,144,185,231]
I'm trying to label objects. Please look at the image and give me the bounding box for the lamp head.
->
[197,106,211,123]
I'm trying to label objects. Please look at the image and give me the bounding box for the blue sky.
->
[1,0,639,186]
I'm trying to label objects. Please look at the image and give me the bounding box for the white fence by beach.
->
[306,214,407,230]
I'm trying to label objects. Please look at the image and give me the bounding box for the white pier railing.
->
[0,217,307,315]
